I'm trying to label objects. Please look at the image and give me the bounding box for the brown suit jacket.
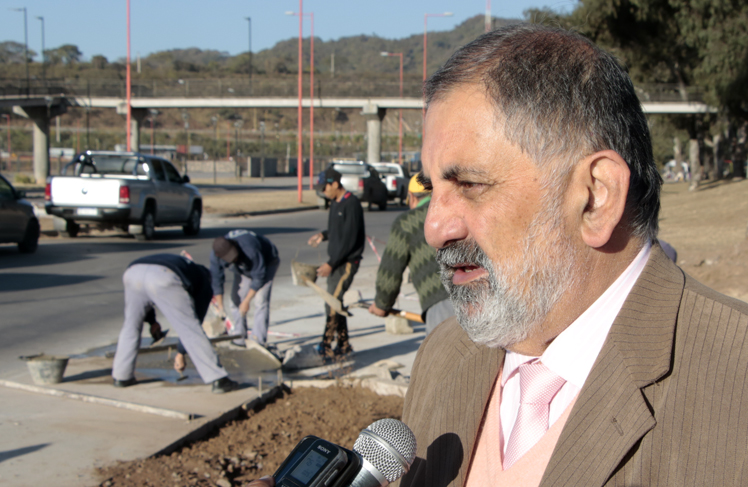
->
[399,245,748,487]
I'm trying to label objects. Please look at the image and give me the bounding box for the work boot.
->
[113,377,137,388]
[212,377,239,394]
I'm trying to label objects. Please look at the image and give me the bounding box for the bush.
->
[14,173,35,184]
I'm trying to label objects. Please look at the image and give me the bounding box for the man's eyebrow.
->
[442,165,491,181]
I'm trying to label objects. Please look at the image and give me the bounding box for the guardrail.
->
[0,78,705,103]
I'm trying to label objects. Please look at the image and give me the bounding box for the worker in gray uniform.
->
[210,230,280,348]
[112,253,239,394]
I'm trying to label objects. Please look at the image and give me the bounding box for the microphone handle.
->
[346,458,388,487]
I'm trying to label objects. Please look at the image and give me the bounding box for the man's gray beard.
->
[436,211,579,349]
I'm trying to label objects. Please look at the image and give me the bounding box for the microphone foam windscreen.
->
[353,419,417,482]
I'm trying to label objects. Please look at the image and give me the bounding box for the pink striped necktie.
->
[503,360,566,470]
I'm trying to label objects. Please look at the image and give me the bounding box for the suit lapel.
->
[540,246,685,487]
[447,330,504,487]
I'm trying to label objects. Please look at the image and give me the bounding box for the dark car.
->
[0,174,40,253]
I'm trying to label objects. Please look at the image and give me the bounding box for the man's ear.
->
[573,150,630,249]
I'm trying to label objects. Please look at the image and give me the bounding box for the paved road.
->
[0,204,406,378]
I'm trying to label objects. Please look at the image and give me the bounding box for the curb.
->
[205,205,318,220]
[150,385,287,458]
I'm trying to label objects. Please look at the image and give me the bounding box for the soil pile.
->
[97,385,404,487]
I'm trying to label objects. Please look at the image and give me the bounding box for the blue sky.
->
[0,0,575,62]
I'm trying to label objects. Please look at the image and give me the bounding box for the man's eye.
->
[458,181,480,190]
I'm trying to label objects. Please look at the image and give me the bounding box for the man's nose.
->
[425,192,467,249]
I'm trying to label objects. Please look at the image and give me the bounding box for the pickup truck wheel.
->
[60,219,79,238]
[136,210,156,241]
[378,201,387,211]
[18,219,40,254]
[182,206,201,236]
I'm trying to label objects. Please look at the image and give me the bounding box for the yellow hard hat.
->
[409,173,429,193]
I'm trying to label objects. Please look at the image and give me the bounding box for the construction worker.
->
[112,253,239,394]
[210,230,280,349]
[308,167,365,357]
[369,173,455,334]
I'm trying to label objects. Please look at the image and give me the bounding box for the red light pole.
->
[423,12,452,132]
[125,0,132,151]
[287,10,315,190]
[381,51,404,166]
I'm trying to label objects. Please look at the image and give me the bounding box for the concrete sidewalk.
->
[0,256,426,487]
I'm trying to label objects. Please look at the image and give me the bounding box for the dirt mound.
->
[97,385,404,487]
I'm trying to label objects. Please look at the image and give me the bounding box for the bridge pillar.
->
[13,103,67,183]
[117,106,149,152]
[362,104,386,163]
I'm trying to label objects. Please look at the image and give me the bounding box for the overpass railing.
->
[0,78,705,103]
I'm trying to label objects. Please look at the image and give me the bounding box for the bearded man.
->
[398,24,748,487]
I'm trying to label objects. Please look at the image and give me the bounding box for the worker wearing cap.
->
[210,230,280,348]
[308,167,365,356]
[112,253,239,394]
[369,173,455,334]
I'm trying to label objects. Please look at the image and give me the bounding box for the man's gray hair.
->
[424,24,661,242]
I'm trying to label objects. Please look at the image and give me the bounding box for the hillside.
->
[0,15,518,84]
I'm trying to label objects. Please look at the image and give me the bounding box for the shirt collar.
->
[502,242,652,387]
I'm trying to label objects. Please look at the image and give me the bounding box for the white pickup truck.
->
[370,162,410,206]
[45,151,202,240]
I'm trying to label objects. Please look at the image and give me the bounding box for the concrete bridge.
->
[0,94,718,183]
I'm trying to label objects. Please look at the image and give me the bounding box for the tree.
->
[533,0,748,182]
[90,54,108,69]
[0,41,36,64]
[46,44,82,65]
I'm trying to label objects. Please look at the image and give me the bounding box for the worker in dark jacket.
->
[308,167,365,356]
[112,253,239,394]
[210,230,280,348]
[369,174,455,334]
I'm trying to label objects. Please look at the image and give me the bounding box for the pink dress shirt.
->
[499,242,652,453]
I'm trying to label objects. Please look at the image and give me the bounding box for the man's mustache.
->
[436,240,489,273]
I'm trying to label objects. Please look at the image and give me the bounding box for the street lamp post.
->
[234,119,244,181]
[181,111,190,174]
[260,121,266,181]
[226,121,231,161]
[36,16,45,87]
[381,51,404,166]
[149,108,158,156]
[287,10,315,190]
[10,7,30,95]
[245,17,252,93]
[210,116,218,183]
[485,0,492,33]
[2,114,11,170]
[423,12,452,129]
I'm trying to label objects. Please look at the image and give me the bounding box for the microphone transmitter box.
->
[274,436,361,487]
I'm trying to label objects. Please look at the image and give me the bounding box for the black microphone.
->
[348,418,417,487]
